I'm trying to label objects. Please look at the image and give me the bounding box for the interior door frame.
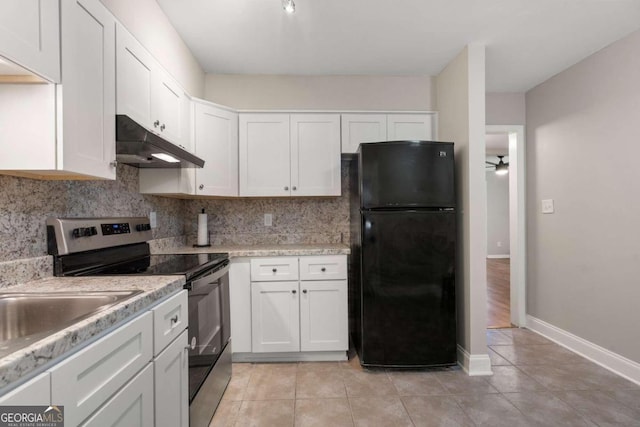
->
[486,125,526,327]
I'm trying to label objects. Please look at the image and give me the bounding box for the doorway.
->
[485,125,526,328]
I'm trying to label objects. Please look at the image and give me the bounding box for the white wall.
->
[486,170,510,256]
[526,29,640,362]
[204,74,435,110]
[100,0,205,97]
[486,93,526,125]
[436,44,490,373]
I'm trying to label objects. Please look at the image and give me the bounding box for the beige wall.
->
[436,44,489,368]
[100,0,205,97]
[204,74,435,110]
[526,29,640,362]
[486,93,526,125]
[486,170,510,256]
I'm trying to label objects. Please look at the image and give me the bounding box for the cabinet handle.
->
[170,315,179,324]
[272,268,277,273]
[160,124,166,131]
[284,186,289,191]
[199,184,204,190]
[292,186,297,191]
[109,160,118,168]
[153,120,160,128]
[292,290,297,294]
[321,267,326,272]
[302,289,307,294]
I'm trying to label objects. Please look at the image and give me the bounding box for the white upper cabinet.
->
[0,0,117,180]
[341,113,437,154]
[0,0,60,82]
[195,101,239,196]
[116,24,190,149]
[340,114,387,153]
[59,0,117,180]
[290,114,341,196]
[239,113,291,197]
[239,113,341,197]
[387,113,435,141]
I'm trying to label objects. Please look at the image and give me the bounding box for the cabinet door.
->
[0,0,60,82]
[239,114,291,197]
[50,312,153,427]
[0,372,50,405]
[153,69,188,147]
[60,0,116,180]
[229,259,252,353]
[251,282,299,352]
[81,364,154,427]
[340,114,387,154]
[387,114,435,141]
[154,331,188,427]
[300,280,348,352]
[290,114,341,196]
[195,102,239,196]
[116,23,154,130]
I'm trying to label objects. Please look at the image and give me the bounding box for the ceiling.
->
[485,133,508,155]
[156,0,640,92]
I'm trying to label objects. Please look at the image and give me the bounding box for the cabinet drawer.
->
[50,312,153,427]
[0,372,50,405]
[299,256,347,281]
[80,364,154,427]
[153,290,188,356]
[250,257,299,281]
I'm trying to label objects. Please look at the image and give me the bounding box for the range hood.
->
[115,115,205,168]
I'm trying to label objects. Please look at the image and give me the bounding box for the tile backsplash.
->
[0,160,351,285]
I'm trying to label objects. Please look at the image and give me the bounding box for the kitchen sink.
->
[0,290,143,358]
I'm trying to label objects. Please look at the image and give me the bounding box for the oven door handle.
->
[186,264,230,292]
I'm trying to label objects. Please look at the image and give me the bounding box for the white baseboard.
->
[457,345,493,376]
[486,254,510,259]
[527,315,640,385]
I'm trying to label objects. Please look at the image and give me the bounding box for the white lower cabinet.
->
[251,281,300,353]
[81,364,154,427]
[0,372,50,405]
[244,255,348,356]
[50,312,153,427]
[154,330,188,427]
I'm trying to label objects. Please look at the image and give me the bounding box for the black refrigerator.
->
[349,140,457,368]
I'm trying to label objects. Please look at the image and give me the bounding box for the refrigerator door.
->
[360,141,455,209]
[360,210,456,367]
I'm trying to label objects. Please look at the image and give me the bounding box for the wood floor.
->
[487,258,511,328]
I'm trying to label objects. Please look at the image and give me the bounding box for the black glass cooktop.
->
[88,253,228,280]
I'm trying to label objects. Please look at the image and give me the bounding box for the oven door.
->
[186,262,230,402]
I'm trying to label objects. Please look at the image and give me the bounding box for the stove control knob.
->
[136,223,151,232]
[82,227,93,237]
[72,228,82,238]
[90,227,98,236]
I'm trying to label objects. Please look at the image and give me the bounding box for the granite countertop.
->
[0,275,185,391]
[152,243,351,257]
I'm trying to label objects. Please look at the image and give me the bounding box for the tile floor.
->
[210,328,640,426]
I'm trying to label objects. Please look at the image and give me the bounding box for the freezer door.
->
[360,210,456,367]
[360,141,455,209]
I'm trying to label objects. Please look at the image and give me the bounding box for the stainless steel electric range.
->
[47,217,231,427]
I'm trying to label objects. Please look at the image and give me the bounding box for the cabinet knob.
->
[284,186,289,191]
[272,268,277,273]
[292,186,297,191]
[302,289,307,294]
[109,160,118,168]
[153,120,160,128]
[160,124,166,131]
[199,184,204,190]
[292,289,297,294]
[321,267,326,272]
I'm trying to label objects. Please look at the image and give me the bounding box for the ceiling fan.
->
[486,155,509,175]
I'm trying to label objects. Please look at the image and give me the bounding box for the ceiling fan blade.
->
[485,161,498,166]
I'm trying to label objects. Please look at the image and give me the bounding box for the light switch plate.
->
[149,211,157,228]
[264,213,273,227]
[541,199,554,214]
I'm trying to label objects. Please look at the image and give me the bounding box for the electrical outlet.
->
[541,199,554,214]
[264,213,273,227]
[149,211,157,228]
